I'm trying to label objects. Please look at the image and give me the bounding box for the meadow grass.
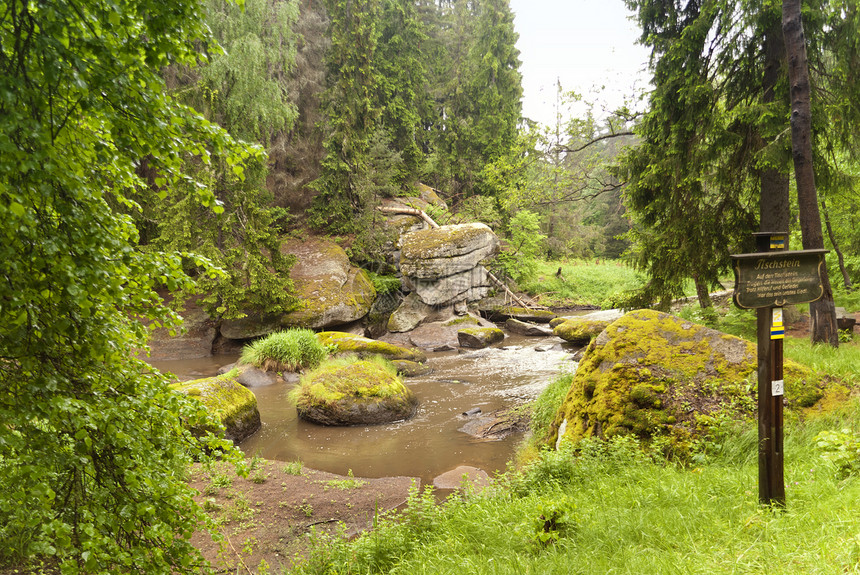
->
[239,328,328,372]
[518,259,645,308]
[290,404,860,575]
[784,337,860,385]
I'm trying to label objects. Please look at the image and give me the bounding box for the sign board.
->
[730,249,828,309]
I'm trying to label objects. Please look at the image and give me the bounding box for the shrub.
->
[239,329,328,372]
[815,428,860,478]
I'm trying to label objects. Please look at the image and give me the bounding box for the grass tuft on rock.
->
[239,328,328,372]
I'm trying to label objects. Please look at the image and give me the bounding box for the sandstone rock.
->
[391,360,433,377]
[457,407,529,441]
[317,331,427,363]
[480,305,556,324]
[505,318,554,337]
[292,359,418,426]
[387,292,434,332]
[215,363,281,388]
[145,295,217,360]
[219,312,282,341]
[547,309,824,456]
[432,466,491,491]
[219,239,377,337]
[402,266,491,306]
[173,372,261,443]
[399,223,498,306]
[457,327,505,349]
[552,318,612,344]
[365,290,403,339]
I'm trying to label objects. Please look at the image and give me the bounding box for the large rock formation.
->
[547,310,824,456]
[220,238,377,339]
[144,294,218,360]
[398,223,498,306]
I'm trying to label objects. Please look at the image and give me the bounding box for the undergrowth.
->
[289,401,860,574]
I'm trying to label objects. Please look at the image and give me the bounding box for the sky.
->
[508,0,652,127]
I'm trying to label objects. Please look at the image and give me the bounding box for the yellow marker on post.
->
[771,307,784,340]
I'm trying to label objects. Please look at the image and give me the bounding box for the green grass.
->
[239,328,328,372]
[518,259,646,308]
[785,337,860,385]
[289,403,860,574]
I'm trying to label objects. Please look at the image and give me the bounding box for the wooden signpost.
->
[731,233,827,506]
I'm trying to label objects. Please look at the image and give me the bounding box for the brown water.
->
[150,334,577,485]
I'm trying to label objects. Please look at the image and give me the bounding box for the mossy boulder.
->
[317,331,427,363]
[173,372,261,443]
[457,327,505,349]
[292,358,419,425]
[387,292,434,333]
[547,309,822,454]
[391,359,433,377]
[553,318,612,344]
[505,318,554,336]
[481,305,557,324]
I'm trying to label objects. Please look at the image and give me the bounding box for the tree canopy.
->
[0,0,252,570]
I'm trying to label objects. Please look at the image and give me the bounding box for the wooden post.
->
[754,232,786,507]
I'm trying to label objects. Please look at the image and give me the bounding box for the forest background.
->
[136,0,860,333]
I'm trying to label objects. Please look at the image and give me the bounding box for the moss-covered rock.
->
[387,293,434,333]
[173,372,261,442]
[457,327,505,349]
[546,309,822,456]
[391,359,433,377]
[481,306,557,324]
[317,331,427,363]
[291,358,418,425]
[505,318,554,336]
[553,318,612,344]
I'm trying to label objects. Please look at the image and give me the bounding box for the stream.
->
[150,333,578,485]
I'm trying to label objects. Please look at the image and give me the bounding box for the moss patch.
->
[553,319,611,344]
[173,372,261,442]
[400,223,495,260]
[290,357,418,425]
[443,316,480,327]
[317,331,426,363]
[547,309,823,458]
[457,327,505,348]
[486,306,557,323]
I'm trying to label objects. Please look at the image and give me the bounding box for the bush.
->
[239,329,328,372]
[816,428,860,478]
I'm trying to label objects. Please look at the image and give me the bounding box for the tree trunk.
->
[693,272,713,309]
[822,199,853,291]
[759,13,790,235]
[782,0,839,346]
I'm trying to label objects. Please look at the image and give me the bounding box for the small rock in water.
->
[432,466,491,491]
[462,407,482,417]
